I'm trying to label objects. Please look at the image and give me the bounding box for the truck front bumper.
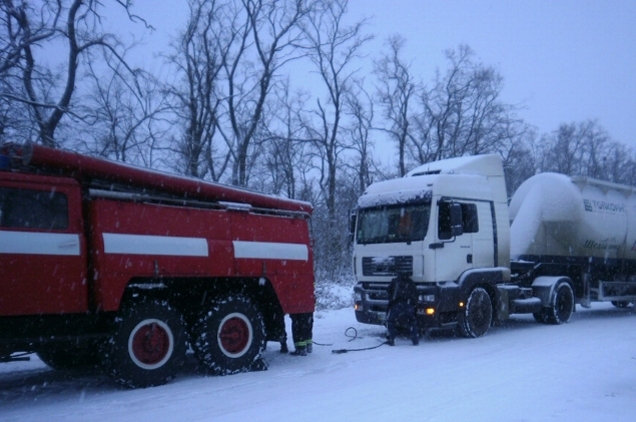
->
[353,282,454,330]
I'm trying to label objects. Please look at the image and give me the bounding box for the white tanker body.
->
[510,173,636,307]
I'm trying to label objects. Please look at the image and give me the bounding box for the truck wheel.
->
[458,287,493,338]
[37,343,99,370]
[192,295,265,375]
[101,299,187,388]
[545,282,574,324]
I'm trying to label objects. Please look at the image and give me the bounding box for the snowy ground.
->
[2,303,636,422]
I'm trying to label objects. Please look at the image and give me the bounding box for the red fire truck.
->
[0,142,315,388]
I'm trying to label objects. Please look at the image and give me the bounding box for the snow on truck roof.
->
[406,154,504,178]
[357,176,433,208]
[358,154,504,209]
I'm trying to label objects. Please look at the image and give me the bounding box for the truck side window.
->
[0,187,68,230]
[438,201,478,239]
[461,203,479,233]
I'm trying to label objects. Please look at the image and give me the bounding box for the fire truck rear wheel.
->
[100,299,188,388]
[192,295,265,375]
[458,287,493,338]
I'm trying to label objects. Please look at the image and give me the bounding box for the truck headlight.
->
[418,294,435,303]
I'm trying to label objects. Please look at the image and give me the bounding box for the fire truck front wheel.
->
[192,295,266,375]
[101,299,188,388]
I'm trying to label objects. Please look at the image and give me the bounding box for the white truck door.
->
[433,200,476,282]
[432,200,496,281]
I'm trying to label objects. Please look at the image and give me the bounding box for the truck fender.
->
[446,268,507,316]
[457,268,507,296]
[531,276,570,307]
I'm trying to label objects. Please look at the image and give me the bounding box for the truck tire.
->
[100,299,188,388]
[37,343,99,370]
[458,287,493,338]
[192,295,265,375]
[545,281,574,324]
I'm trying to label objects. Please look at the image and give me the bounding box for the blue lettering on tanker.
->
[583,239,620,251]
[583,199,625,213]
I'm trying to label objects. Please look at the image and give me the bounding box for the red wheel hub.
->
[219,316,250,354]
[131,322,171,365]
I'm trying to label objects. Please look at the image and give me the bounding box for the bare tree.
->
[374,34,418,176]
[167,0,314,185]
[300,0,371,278]
[411,45,526,165]
[226,0,314,186]
[0,0,142,147]
[539,120,632,183]
[165,0,230,179]
[344,78,375,195]
[301,0,370,218]
[74,59,170,167]
[259,78,312,198]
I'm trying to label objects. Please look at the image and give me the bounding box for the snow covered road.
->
[2,303,636,421]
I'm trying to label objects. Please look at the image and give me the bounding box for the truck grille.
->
[362,256,413,277]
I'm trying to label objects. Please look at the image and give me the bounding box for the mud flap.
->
[580,273,591,308]
[496,286,510,322]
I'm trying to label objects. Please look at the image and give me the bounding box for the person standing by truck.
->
[290,312,313,356]
[386,273,419,346]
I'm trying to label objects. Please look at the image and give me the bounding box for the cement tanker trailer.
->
[352,154,636,339]
[510,172,636,309]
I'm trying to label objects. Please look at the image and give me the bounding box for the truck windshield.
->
[356,202,430,245]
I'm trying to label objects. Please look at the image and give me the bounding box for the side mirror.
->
[348,211,357,244]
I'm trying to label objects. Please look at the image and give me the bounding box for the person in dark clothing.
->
[386,273,419,346]
[289,312,313,356]
[265,305,289,353]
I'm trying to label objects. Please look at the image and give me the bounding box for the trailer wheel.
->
[611,301,630,308]
[37,342,99,370]
[545,282,574,324]
[192,295,265,375]
[458,287,493,338]
[101,299,187,388]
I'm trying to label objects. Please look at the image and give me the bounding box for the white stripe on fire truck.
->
[0,231,81,256]
[102,233,209,256]
[232,240,308,261]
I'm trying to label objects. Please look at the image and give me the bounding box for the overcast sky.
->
[131,0,636,148]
